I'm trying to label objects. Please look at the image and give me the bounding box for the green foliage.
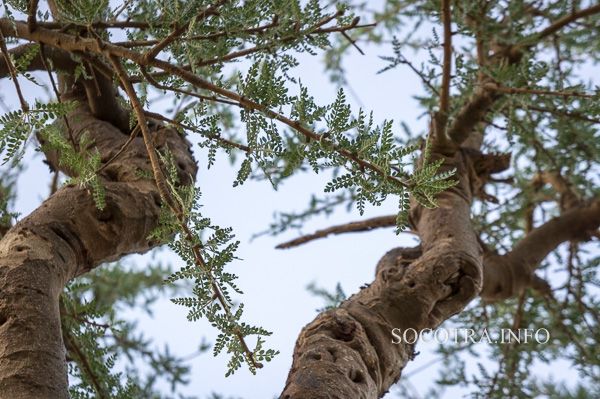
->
[54,0,110,24]
[0,164,20,231]
[0,101,76,164]
[150,156,278,376]
[63,262,199,398]
[2,0,28,14]
[0,1,454,384]
[409,138,456,209]
[12,43,41,85]
[1,0,598,397]
[306,281,347,312]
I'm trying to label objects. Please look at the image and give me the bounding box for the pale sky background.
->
[0,2,593,398]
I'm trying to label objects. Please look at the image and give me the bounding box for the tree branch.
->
[535,4,600,41]
[443,4,600,148]
[275,215,401,249]
[488,84,596,99]
[0,91,196,398]
[0,31,28,112]
[439,0,452,121]
[114,15,281,47]
[0,18,411,191]
[481,197,600,301]
[0,44,77,79]
[109,54,263,370]
[282,147,483,398]
[27,0,39,32]
[142,109,251,152]
[142,0,226,62]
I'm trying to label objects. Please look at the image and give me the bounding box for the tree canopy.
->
[0,0,599,398]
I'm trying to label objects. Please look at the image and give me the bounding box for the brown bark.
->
[0,84,196,397]
[280,6,600,393]
[1,4,599,398]
[481,198,600,301]
[280,169,600,398]
[281,149,484,398]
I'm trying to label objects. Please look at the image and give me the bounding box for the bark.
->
[481,198,600,301]
[281,165,600,398]
[281,149,484,398]
[0,86,196,397]
[278,35,588,392]
[1,5,598,399]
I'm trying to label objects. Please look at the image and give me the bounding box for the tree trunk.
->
[0,85,196,398]
[281,148,483,398]
[281,146,600,398]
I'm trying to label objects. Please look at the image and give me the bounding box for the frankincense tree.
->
[0,0,598,398]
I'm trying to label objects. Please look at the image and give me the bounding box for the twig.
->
[190,11,351,66]
[140,67,238,106]
[0,30,28,112]
[276,215,411,249]
[114,16,280,48]
[536,4,600,41]
[388,53,440,95]
[38,20,154,30]
[522,104,600,124]
[0,18,412,190]
[108,54,262,370]
[341,30,364,55]
[95,124,140,174]
[111,0,133,20]
[144,105,246,147]
[122,20,374,73]
[142,110,250,152]
[107,55,174,208]
[488,84,596,99]
[60,300,109,399]
[143,0,226,62]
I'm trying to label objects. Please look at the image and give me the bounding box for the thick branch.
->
[0,44,77,78]
[0,43,131,133]
[280,194,599,397]
[481,198,600,301]
[446,83,500,147]
[535,4,600,41]
[282,149,483,398]
[27,0,39,32]
[447,5,600,147]
[439,0,452,120]
[0,89,196,398]
[0,32,28,111]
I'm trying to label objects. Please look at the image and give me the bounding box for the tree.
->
[0,0,599,398]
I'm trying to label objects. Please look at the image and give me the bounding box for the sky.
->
[0,2,593,399]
